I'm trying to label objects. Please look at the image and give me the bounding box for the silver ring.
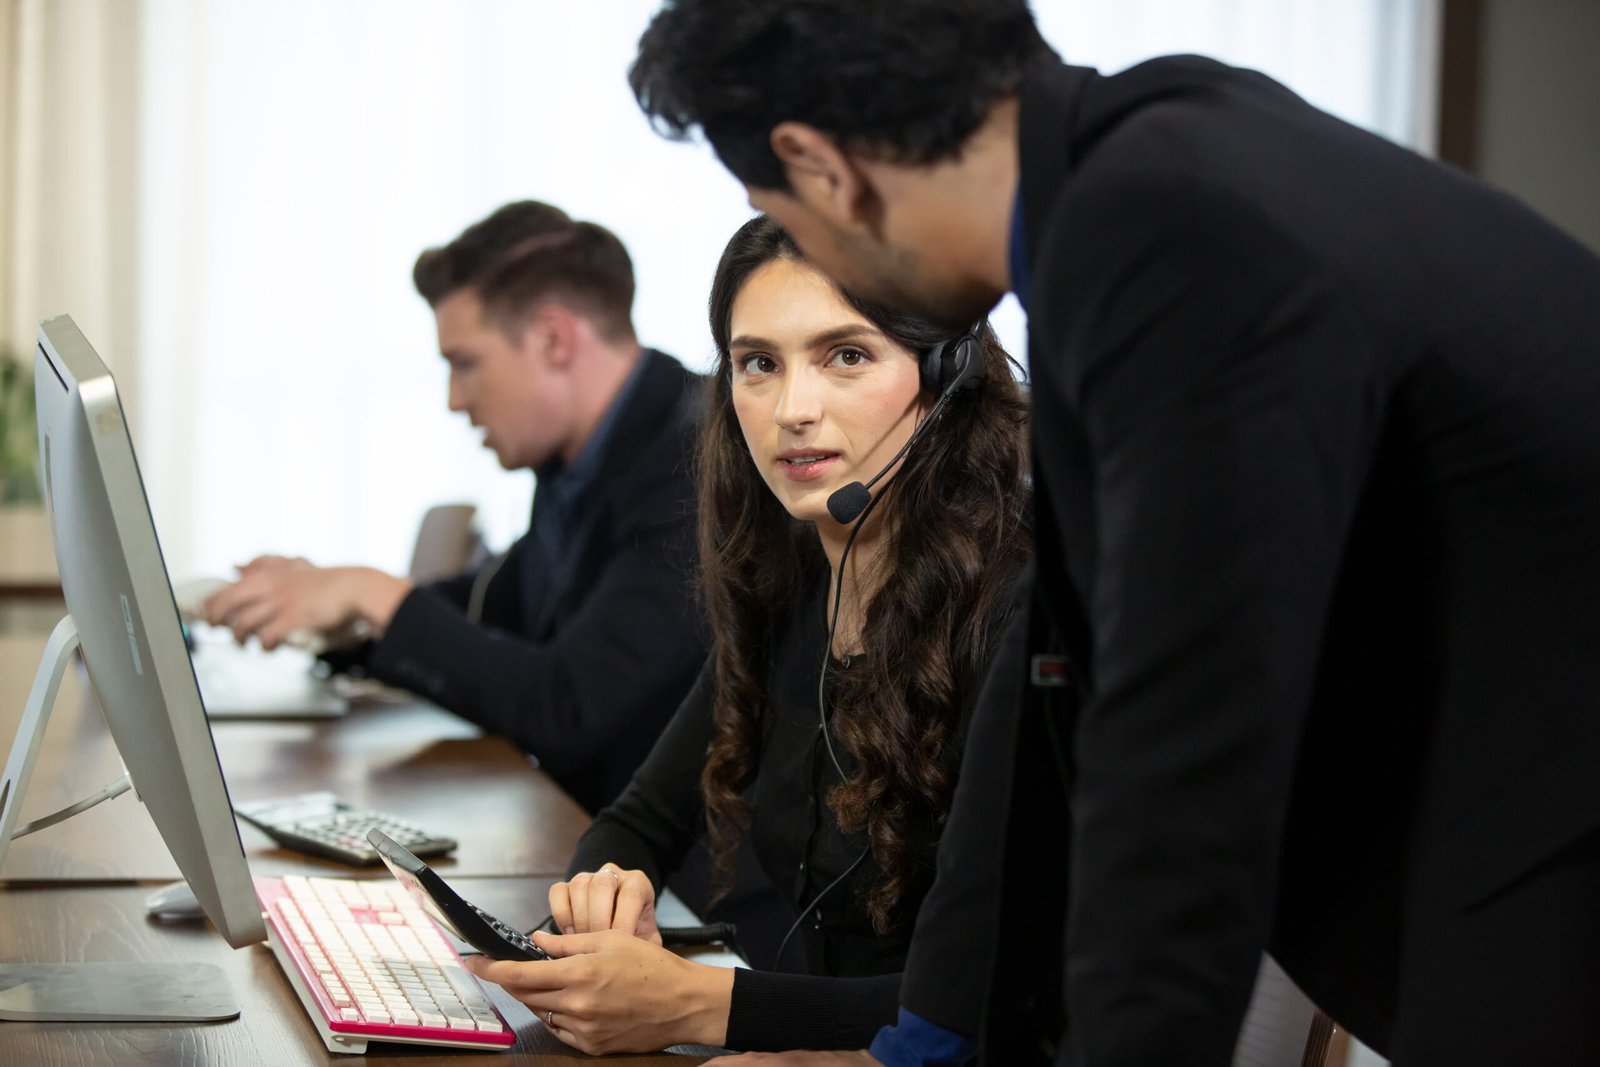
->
[546,1008,556,1029]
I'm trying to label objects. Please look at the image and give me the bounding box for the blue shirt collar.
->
[538,349,651,498]
[1008,185,1030,307]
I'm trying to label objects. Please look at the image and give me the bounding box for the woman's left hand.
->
[462,928,735,1055]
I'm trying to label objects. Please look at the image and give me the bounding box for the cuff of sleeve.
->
[868,1008,977,1067]
[726,969,899,1052]
[365,588,466,702]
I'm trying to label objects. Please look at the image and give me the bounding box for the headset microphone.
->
[825,392,954,524]
[824,328,986,525]
[826,482,874,526]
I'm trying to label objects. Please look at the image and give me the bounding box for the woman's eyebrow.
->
[804,325,883,349]
[729,325,883,352]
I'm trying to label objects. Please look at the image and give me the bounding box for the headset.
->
[772,325,986,969]
[919,328,987,398]
[826,328,987,525]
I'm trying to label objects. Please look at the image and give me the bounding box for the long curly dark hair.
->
[698,215,1030,932]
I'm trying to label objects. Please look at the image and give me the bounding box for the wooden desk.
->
[0,636,589,883]
[0,879,712,1065]
[0,507,61,601]
[1,634,725,1063]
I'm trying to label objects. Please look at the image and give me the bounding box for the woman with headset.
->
[465,215,1031,1053]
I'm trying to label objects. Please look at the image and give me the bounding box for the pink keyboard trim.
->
[255,875,515,1049]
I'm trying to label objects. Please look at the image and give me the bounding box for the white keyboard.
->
[192,639,348,719]
[257,875,515,1054]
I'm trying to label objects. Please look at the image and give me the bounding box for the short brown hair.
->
[412,200,637,342]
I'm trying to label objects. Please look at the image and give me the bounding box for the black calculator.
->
[368,828,549,961]
[233,791,457,866]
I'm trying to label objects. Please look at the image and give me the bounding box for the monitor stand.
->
[0,615,240,1022]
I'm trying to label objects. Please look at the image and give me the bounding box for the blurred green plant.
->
[0,344,43,505]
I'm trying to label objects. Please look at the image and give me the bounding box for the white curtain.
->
[134,0,754,579]
[1,0,141,397]
[1037,0,1438,149]
[16,0,1430,600]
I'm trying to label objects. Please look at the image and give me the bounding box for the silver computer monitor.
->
[0,315,264,1020]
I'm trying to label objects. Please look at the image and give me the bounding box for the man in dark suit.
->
[204,201,707,814]
[628,2,1600,1063]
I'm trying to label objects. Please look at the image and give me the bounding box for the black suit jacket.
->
[362,349,708,813]
[905,56,1600,1063]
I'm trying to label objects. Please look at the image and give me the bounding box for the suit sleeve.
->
[418,555,501,614]
[566,656,715,885]
[898,567,1037,1037]
[1041,176,1382,1064]
[364,474,703,791]
[725,970,901,1051]
[315,553,512,675]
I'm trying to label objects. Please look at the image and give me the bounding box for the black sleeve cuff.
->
[725,969,900,1052]
[365,587,470,706]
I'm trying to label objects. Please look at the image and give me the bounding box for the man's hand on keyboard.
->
[463,928,734,1054]
[203,555,411,650]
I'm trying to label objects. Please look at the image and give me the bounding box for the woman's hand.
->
[549,864,660,943]
[463,928,734,1054]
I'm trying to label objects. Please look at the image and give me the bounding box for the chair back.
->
[407,504,483,584]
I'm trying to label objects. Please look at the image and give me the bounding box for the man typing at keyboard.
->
[202,201,707,815]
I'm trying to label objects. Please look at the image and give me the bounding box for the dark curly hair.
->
[698,216,1030,931]
[631,0,1049,190]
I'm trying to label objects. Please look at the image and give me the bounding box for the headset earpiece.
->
[919,329,986,397]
